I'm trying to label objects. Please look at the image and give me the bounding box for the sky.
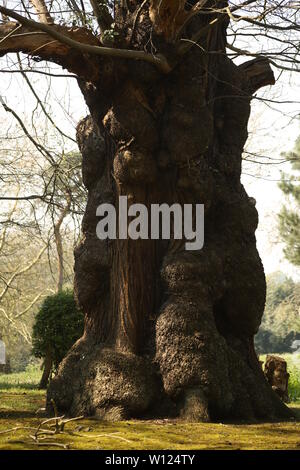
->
[241,73,300,280]
[0,47,299,281]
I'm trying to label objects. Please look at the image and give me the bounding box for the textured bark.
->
[2,1,290,422]
[264,355,290,403]
[29,0,54,24]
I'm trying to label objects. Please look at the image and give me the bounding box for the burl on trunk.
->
[42,1,292,422]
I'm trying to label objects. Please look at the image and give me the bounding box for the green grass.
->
[0,364,42,392]
[0,361,299,450]
[0,396,299,450]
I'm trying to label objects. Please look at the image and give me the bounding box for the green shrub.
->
[32,290,84,370]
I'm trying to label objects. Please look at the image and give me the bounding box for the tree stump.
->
[264,355,289,403]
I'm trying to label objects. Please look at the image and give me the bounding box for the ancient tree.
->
[0,1,296,421]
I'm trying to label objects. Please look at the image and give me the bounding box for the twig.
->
[0,24,22,44]
[71,432,132,443]
[28,438,70,449]
[0,426,40,434]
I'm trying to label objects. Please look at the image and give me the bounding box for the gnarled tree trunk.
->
[0,1,293,422]
[47,5,291,421]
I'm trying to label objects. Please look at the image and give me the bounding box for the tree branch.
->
[89,0,113,32]
[29,0,54,24]
[177,0,258,55]
[0,21,102,81]
[16,53,76,143]
[0,244,47,302]
[53,190,71,292]
[130,0,148,45]
[0,6,171,73]
[239,57,275,93]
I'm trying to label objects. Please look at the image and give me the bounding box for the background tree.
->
[0,69,85,369]
[32,290,84,389]
[255,272,300,354]
[0,1,299,422]
[0,144,83,370]
[279,133,300,266]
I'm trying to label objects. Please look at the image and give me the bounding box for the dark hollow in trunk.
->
[47,2,293,422]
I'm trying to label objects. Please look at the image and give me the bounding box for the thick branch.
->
[0,6,171,73]
[177,0,257,56]
[239,57,275,93]
[30,0,54,24]
[0,21,101,80]
[89,0,113,32]
[149,0,209,42]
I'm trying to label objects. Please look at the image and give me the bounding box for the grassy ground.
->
[0,360,299,450]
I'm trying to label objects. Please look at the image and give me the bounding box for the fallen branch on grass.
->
[0,400,83,449]
[70,431,132,443]
[0,399,134,448]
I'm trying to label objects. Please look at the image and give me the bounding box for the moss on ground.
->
[0,390,299,450]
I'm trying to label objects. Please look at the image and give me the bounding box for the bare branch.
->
[29,0,54,24]
[0,244,47,302]
[0,21,102,80]
[0,6,171,73]
[16,54,76,143]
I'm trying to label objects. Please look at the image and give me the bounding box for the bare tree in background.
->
[0,80,85,367]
